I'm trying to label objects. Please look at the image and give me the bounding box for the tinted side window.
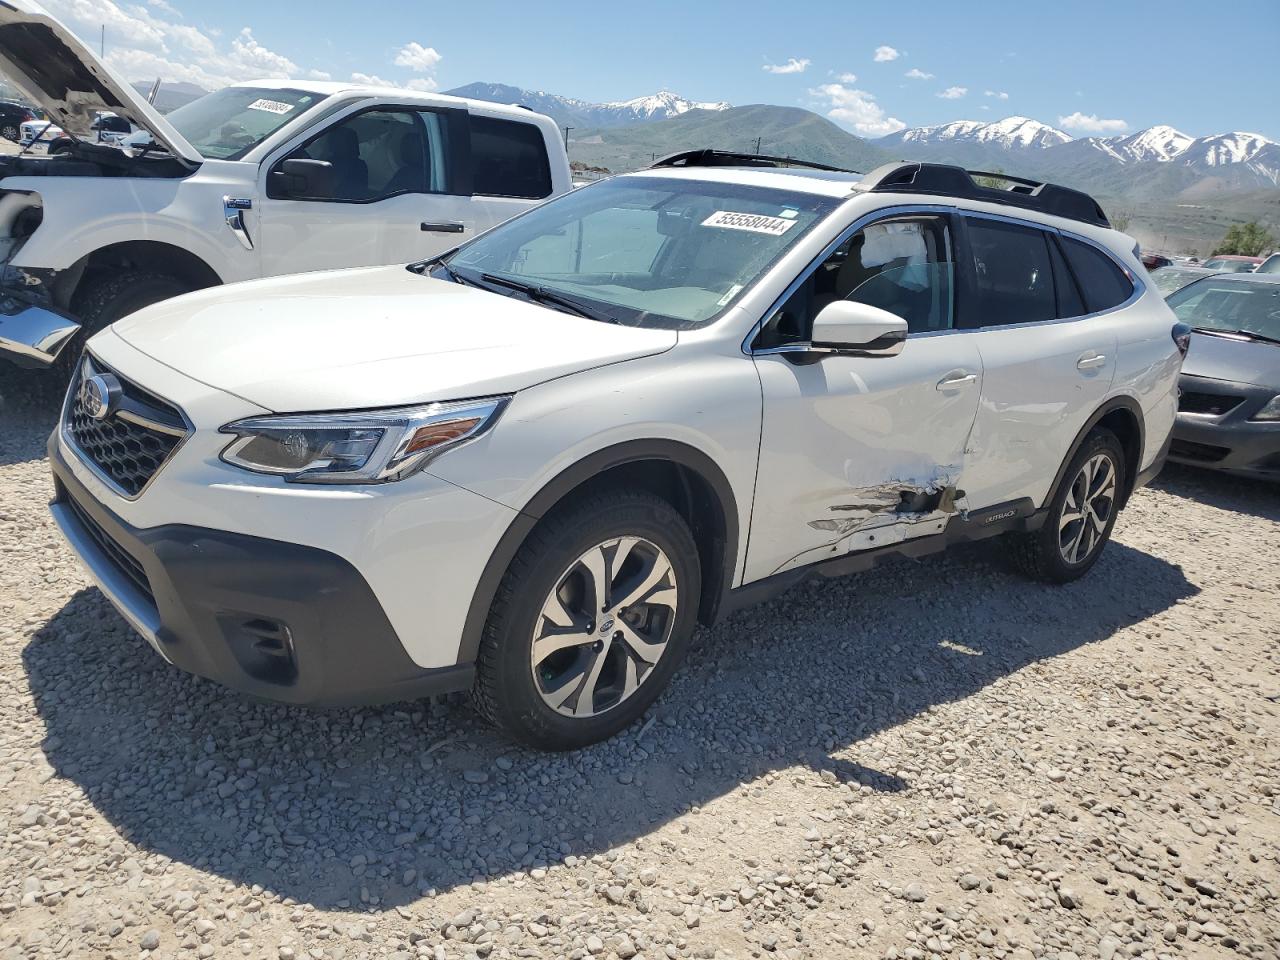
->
[281,109,453,202]
[756,216,954,348]
[1060,236,1134,313]
[963,219,1056,327]
[1048,236,1086,318]
[471,116,553,199]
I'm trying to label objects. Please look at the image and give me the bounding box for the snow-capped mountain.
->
[1081,125,1194,163]
[444,82,728,129]
[882,116,1072,152]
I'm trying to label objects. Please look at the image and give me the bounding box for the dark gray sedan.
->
[1166,273,1280,479]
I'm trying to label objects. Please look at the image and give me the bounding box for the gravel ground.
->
[0,391,1277,960]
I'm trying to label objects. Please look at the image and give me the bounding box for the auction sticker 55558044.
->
[701,211,798,236]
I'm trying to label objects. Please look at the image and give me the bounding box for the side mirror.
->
[810,300,908,356]
[269,158,335,199]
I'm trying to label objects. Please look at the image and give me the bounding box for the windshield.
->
[442,176,840,328]
[1149,266,1210,297]
[1200,258,1257,273]
[165,87,325,160]
[1167,278,1280,340]
[1257,254,1280,275]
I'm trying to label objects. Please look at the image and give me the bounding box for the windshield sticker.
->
[246,98,296,115]
[717,283,745,306]
[702,211,798,237]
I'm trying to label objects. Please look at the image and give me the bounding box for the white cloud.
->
[904,68,933,80]
[394,41,442,73]
[937,86,968,99]
[405,77,439,92]
[306,68,332,81]
[835,72,857,84]
[811,82,905,137]
[40,0,307,91]
[763,57,811,75]
[984,89,1009,100]
[873,45,900,62]
[351,72,391,87]
[1058,112,1129,133]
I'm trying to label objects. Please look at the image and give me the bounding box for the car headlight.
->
[219,396,509,483]
[1253,395,1280,421]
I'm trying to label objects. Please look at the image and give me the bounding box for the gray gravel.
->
[1,392,1277,959]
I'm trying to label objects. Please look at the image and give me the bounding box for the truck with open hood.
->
[0,0,571,374]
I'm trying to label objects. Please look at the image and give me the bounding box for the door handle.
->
[421,221,466,234]
[1077,352,1107,371]
[936,372,977,391]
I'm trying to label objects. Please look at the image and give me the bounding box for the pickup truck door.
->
[745,211,984,582]
[255,106,475,277]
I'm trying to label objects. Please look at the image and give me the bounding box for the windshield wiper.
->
[1193,326,1280,346]
[478,273,619,324]
[410,256,482,288]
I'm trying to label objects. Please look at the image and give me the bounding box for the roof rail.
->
[859,162,1110,228]
[649,149,858,175]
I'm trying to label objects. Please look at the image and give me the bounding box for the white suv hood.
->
[0,0,202,164]
[109,266,678,412]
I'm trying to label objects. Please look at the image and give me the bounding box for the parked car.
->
[45,153,1184,748]
[17,117,64,153]
[1256,252,1280,274]
[0,0,571,374]
[1148,264,1222,297]
[1141,251,1172,270]
[0,99,38,141]
[1200,255,1263,273]
[1165,273,1280,479]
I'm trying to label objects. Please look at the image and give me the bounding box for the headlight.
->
[219,396,509,483]
[1253,395,1280,421]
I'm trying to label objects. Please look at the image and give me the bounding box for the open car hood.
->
[0,0,202,165]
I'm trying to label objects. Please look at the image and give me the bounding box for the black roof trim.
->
[649,149,858,175]
[860,162,1110,228]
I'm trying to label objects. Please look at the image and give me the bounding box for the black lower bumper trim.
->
[50,438,473,707]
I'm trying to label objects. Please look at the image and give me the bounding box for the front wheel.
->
[0,124,18,142]
[1010,428,1126,583]
[472,490,701,750]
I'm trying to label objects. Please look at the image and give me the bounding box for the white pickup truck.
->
[0,0,571,372]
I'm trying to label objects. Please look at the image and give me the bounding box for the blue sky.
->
[40,0,1280,140]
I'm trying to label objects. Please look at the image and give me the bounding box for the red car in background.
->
[1200,255,1264,273]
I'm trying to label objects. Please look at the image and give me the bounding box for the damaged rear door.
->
[744,211,982,580]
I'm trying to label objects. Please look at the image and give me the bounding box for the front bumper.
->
[0,287,79,367]
[1169,375,1280,480]
[49,438,475,706]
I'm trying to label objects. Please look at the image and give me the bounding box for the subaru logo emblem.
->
[80,373,121,421]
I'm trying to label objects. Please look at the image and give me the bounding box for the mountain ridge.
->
[443,82,728,129]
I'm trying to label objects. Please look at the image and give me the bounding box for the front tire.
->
[0,124,18,142]
[55,271,193,378]
[1010,428,1126,584]
[472,490,701,750]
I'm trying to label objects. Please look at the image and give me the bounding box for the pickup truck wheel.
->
[1010,428,1125,584]
[56,271,192,377]
[472,490,700,750]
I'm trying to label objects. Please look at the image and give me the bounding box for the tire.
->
[1009,428,1126,584]
[472,490,701,750]
[55,271,193,379]
[0,124,18,142]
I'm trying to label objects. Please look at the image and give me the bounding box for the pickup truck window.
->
[166,86,323,160]
[471,116,553,199]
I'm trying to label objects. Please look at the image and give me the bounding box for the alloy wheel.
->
[0,125,18,142]
[1058,452,1117,564]
[530,536,678,718]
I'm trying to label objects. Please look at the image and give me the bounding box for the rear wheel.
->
[1010,428,1125,583]
[0,123,18,142]
[472,490,700,750]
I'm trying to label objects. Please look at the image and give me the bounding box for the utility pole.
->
[100,25,105,57]
[562,126,573,152]
[753,137,762,155]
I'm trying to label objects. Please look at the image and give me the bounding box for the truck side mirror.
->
[269,158,336,199]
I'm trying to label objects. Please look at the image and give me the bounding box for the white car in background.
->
[0,0,572,374]
[17,116,62,152]
[46,151,1185,748]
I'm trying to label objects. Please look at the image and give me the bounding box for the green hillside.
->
[568,104,891,174]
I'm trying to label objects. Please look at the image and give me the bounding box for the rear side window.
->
[1048,237,1086,318]
[1060,236,1134,313]
[471,116,553,199]
[962,218,1056,327]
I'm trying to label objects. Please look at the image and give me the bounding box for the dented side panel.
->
[746,334,983,582]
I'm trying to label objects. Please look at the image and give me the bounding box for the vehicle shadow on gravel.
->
[23,530,1197,912]
[1151,462,1279,522]
[0,387,60,467]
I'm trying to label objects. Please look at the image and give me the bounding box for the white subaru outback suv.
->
[46,152,1185,749]
[0,0,569,376]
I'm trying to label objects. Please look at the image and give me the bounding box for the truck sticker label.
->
[246,98,295,115]
[701,211,797,236]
